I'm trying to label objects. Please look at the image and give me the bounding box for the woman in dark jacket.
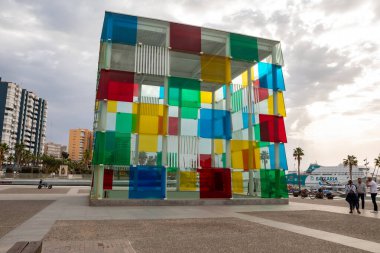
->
[345,180,360,214]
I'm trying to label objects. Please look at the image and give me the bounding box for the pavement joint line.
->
[290,202,380,219]
[233,212,380,253]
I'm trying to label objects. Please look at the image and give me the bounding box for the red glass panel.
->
[168,117,178,135]
[259,114,287,143]
[200,154,212,168]
[96,70,135,102]
[170,23,201,53]
[103,169,113,190]
[242,149,249,171]
[198,168,231,198]
[253,87,269,103]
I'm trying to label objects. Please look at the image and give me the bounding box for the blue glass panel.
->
[159,86,164,99]
[129,166,166,199]
[269,143,288,170]
[101,12,137,45]
[199,109,231,139]
[258,63,285,91]
[242,112,254,129]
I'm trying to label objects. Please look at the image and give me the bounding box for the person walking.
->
[366,177,378,213]
[357,178,366,209]
[345,180,360,214]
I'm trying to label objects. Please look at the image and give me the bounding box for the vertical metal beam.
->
[96,165,104,199]
[247,66,254,196]
[162,77,169,166]
[134,82,142,165]
[272,48,280,171]
[211,91,215,167]
[225,36,231,169]
[177,106,181,191]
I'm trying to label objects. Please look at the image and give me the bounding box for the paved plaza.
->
[0,185,379,253]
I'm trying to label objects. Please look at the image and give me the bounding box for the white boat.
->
[304,163,368,189]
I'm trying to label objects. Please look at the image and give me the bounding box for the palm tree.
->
[7,154,14,166]
[0,143,9,167]
[260,151,269,169]
[373,155,380,180]
[293,147,304,190]
[343,155,358,180]
[14,143,26,168]
[82,149,91,173]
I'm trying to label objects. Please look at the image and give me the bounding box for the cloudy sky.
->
[0,0,379,171]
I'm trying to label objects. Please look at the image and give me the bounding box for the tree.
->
[61,151,69,160]
[373,155,380,179]
[293,147,305,190]
[0,143,9,167]
[40,154,60,174]
[343,155,358,180]
[6,154,14,165]
[260,151,269,169]
[82,149,91,170]
[14,143,26,168]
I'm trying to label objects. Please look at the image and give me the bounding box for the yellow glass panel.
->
[250,66,255,82]
[132,103,138,114]
[214,139,224,154]
[179,171,197,191]
[139,103,167,117]
[278,92,286,117]
[268,95,274,115]
[242,70,248,87]
[231,140,249,152]
[201,55,231,84]
[232,171,244,194]
[232,151,244,169]
[201,91,212,104]
[253,145,261,169]
[267,93,286,117]
[107,101,117,113]
[138,134,158,152]
[138,115,159,134]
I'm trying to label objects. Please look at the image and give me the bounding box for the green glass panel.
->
[222,153,226,168]
[92,131,105,165]
[260,169,288,198]
[114,132,131,165]
[254,124,260,140]
[181,107,198,119]
[231,89,242,112]
[116,113,136,133]
[230,33,259,62]
[156,152,163,166]
[167,167,178,173]
[104,131,116,164]
[168,86,180,106]
[182,88,200,108]
[257,141,270,148]
[169,76,200,108]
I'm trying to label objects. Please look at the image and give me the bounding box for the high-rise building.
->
[91,12,288,201]
[0,77,48,157]
[43,142,66,159]
[68,129,93,161]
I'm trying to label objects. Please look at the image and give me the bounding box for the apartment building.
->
[43,142,67,158]
[0,77,47,157]
[68,129,93,161]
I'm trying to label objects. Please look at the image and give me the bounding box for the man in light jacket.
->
[357,178,366,209]
[366,177,378,213]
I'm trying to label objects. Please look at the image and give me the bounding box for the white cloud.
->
[0,0,379,170]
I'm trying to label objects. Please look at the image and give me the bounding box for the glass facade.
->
[91,12,288,200]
